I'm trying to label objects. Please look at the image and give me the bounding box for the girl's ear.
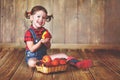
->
[30,15,33,21]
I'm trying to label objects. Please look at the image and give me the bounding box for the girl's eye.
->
[37,16,40,18]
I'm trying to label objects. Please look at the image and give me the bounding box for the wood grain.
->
[0,0,120,45]
[0,48,24,80]
[0,47,120,80]
[52,0,65,43]
[65,0,78,43]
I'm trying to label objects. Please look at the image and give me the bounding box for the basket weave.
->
[36,64,68,74]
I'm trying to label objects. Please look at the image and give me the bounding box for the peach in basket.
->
[51,59,59,66]
[42,55,52,63]
[59,58,67,65]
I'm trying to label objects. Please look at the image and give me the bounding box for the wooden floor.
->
[0,47,120,80]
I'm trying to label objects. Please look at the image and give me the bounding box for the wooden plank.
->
[0,48,24,80]
[104,0,120,44]
[90,0,105,44]
[0,0,15,42]
[64,0,78,43]
[47,48,61,55]
[11,58,34,80]
[66,49,81,59]
[0,47,15,67]
[88,51,120,80]
[51,44,120,50]
[78,0,91,43]
[15,0,27,44]
[97,51,120,76]
[52,67,74,80]
[0,0,1,42]
[0,0,5,42]
[90,64,120,80]
[32,71,53,80]
[0,47,10,59]
[52,0,65,43]
[0,43,120,50]
[71,68,94,80]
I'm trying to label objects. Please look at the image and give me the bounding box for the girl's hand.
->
[41,38,51,49]
[41,38,51,44]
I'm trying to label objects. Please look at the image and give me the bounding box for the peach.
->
[42,55,52,63]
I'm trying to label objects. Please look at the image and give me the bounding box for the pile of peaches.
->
[36,55,67,67]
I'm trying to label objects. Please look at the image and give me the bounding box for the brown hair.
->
[25,5,53,22]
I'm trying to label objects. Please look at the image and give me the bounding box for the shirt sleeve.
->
[24,30,33,43]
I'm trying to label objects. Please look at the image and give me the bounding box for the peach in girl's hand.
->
[42,31,51,39]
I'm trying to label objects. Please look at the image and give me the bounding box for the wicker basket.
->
[36,64,68,74]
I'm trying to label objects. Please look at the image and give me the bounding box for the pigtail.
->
[46,14,54,22]
[24,11,31,19]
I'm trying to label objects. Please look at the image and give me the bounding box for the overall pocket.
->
[26,50,36,58]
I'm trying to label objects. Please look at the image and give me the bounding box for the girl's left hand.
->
[42,38,51,49]
[41,38,51,44]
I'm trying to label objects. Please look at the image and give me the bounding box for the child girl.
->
[24,5,53,67]
[24,5,92,69]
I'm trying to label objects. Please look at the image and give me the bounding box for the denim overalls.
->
[25,28,47,63]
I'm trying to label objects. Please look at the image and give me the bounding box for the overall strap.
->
[29,28,38,44]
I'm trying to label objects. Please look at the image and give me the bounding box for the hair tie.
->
[46,14,54,22]
[27,11,31,15]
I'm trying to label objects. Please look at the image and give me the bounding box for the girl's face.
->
[30,10,47,29]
